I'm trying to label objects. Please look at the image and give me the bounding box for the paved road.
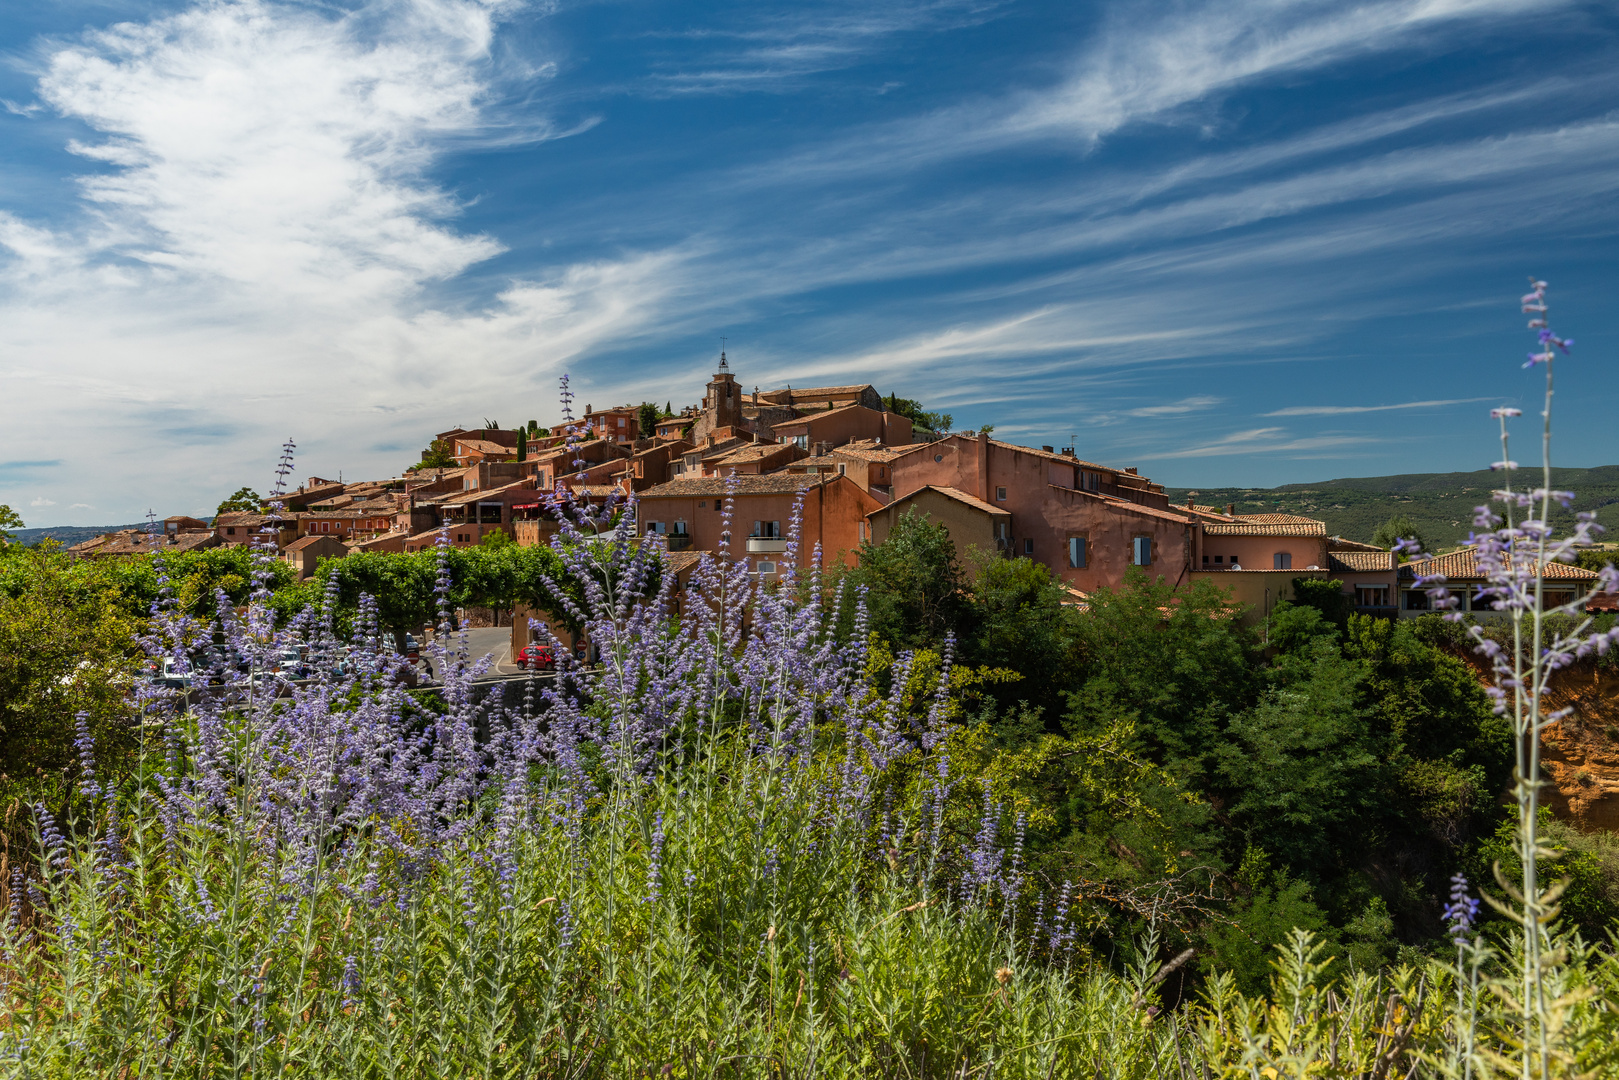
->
[422,626,529,680]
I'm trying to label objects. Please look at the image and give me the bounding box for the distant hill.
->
[1166,466,1619,550]
[9,523,151,548]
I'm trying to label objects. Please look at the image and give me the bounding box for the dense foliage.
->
[834,510,1546,996]
[4,492,1619,1076]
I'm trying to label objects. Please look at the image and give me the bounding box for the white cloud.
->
[70,502,94,509]
[34,0,508,302]
[1265,397,1493,416]
[30,497,57,507]
[1134,427,1372,459]
[1011,0,1571,146]
[1122,396,1222,418]
[0,0,689,516]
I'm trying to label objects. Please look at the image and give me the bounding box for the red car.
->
[517,643,555,670]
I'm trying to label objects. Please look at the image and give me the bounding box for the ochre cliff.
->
[1537,664,1619,832]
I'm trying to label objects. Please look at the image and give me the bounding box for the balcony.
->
[666,533,693,552]
[746,536,788,554]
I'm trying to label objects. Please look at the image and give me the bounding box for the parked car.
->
[155,658,192,689]
[517,643,555,670]
[402,634,421,661]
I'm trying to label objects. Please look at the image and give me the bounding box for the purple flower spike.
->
[1442,873,1480,941]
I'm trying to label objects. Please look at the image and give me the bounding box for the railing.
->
[746,537,787,554]
[1354,605,1398,619]
[666,534,693,552]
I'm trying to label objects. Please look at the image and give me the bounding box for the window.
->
[995,521,1010,548]
[673,519,688,536]
[645,521,665,535]
[1273,552,1292,570]
[795,436,809,450]
[996,487,1007,501]
[1133,537,1152,566]
[1023,538,1034,555]
[1213,555,1222,563]
[1068,537,1087,569]
[1403,589,1430,611]
[699,500,706,508]
[227,527,236,535]
[756,561,777,576]
[751,521,781,538]
[858,521,869,542]
[1355,586,1389,607]
[838,463,847,476]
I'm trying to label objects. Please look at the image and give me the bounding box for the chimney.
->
[1226,504,1234,516]
[1185,492,1197,508]
[1125,467,1138,475]
[1042,445,1054,453]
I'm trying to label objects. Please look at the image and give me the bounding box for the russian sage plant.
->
[1412,279,1618,1080]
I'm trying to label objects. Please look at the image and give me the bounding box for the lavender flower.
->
[1443,873,1479,942]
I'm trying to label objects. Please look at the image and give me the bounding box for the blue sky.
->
[2,0,1616,524]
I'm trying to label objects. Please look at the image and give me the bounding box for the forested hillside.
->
[1168,464,1619,548]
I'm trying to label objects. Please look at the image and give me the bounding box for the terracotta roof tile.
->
[640,474,831,498]
[824,439,922,463]
[985,437,1122,476]
[1399,548,1599,582]
[1237,513,1326,526]
[1203,521,1327,537]
[283,535,348,551]
[456,439,515,456]
[1328,551,1396,572]
[875,485,1010,518]
[709,442,795,465]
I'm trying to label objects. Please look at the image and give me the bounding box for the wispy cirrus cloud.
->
[1135,427,1372,460]
[1122,396,1222,418]
[1265,397,1494,417]
[640,0,1003,95]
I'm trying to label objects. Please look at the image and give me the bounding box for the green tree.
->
[214,487,262,516]
[0,504,23,545]
[1288,576,1353,626]
[0,544,141,829]
[639,402,660,440]
[1065,569,1258,784]
[961,552,1075,719]
[1200,849,1336,996]
[1216,636,1385,874]
[1372,513,1428,555]
[480,528,514,548]
[836,508,965,650]
[884,394,952,434]
[414,438,457,470]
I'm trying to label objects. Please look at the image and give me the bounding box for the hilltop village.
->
[67,354,1601,623]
